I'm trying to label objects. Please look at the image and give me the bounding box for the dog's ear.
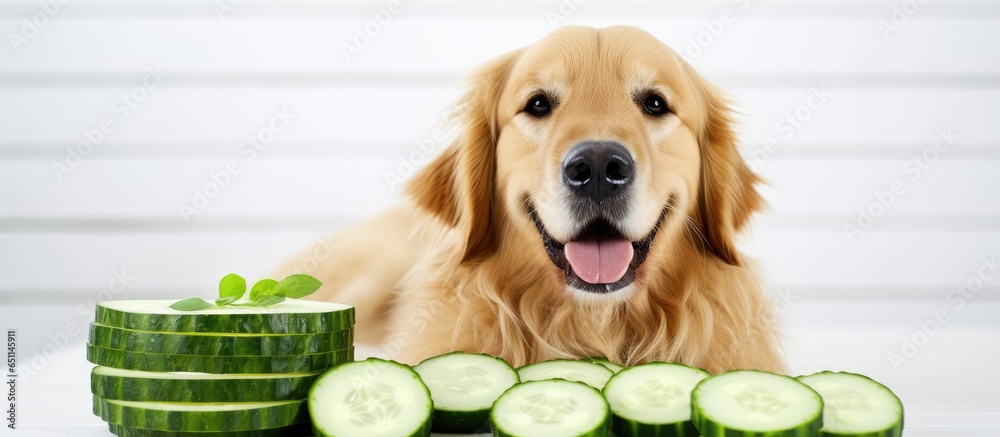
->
[690,69,764,267]
[407,50,522,263]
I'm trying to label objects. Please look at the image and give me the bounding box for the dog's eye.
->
[524,94,552,117]
[641,93,669,116]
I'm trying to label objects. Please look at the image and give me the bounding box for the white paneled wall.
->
[1,1,999,432]
[1,3,997,297]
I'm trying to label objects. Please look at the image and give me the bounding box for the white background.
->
[0,0,998,435]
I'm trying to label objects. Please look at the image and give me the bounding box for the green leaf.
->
[170,298,212,311]
[250,293,285,307]
[274,274,323,299]
[218,273,246,301]
[215,296,237,306]
[249,279,279,301]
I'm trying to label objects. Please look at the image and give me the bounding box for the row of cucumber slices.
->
[307,353,903,437]
[90,351,903,436]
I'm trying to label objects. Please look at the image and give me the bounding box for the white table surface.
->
[6,301,1000,436]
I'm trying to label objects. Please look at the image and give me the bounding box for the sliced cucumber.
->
[108,423,311,437]
[798,371,904,437]
[89,323,353,356]
[491,379,611,437]
[96,299,354,334]
[517,359,615,390]
[584,357,625,373]
[87,344,353,374]
[602,362,710,437]
[93,397,308,432]
[692,370,823,437]
[91,366,322,402]
[414,352,519,433]
[309,358,432,437]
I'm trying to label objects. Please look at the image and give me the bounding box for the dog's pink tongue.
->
[565,239,634,284]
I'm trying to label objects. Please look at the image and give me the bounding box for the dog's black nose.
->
[562,141,634,202]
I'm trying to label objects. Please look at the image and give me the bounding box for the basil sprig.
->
[170,273,323,311]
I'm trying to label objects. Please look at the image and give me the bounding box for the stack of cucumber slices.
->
[87,299,355,436]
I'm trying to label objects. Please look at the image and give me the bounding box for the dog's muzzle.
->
[529,141,665,294]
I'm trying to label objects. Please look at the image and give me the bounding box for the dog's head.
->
[409,26,761,299]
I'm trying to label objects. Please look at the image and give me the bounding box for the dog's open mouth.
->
[529,206,663,294]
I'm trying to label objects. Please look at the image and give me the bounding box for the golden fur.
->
[285,26,783,374]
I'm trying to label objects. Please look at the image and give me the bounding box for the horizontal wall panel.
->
[758,160,1000,218]
[0,232,317,294]
[0,159,404,220]
[0,230,997,292]
[1,18,997,75]
[1,159,996,219]
[744,230,1000,289]
[0,88,995,146]
[0,1,996,19]
[0,87,455,145]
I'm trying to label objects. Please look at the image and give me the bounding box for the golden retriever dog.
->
[286,26,783,374]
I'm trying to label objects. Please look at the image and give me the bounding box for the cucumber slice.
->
[89,323,353,356]
[93,397,308,432]
[798,371,904,437]
[602,362,710,437]
[491,379,611,437]
[692,370,823,437]
[309,358,432,437]
[414,352,519,433]
[91,366,322,402]
[517,359,615,389]
[584,357,624,373]
[108,423,311,437]
[96,299,354,334]
[87,344,353,374]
